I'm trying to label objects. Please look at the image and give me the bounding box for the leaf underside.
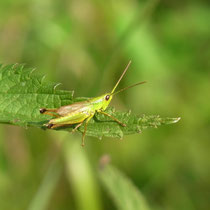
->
[0,64,180,139]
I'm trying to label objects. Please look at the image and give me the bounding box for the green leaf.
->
[0,64,73,127]
[77,108,180,139]
[0,64,180,138]
[99,164,150,210]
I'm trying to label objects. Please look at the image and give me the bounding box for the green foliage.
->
[99,164,150,210]
[0,64,180,139]
[0,0,210,209]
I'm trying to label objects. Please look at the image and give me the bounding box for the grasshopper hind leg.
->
[45,123,66,129]
[47,123,53,128]
[40,108,59,117]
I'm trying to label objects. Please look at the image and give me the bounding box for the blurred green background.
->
[0,0,210,209]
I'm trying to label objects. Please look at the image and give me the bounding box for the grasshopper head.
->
[100,93,113,110]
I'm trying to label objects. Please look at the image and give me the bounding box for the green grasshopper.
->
[40,61,146,146]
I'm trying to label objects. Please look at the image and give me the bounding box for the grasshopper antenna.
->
[111,81,147,96]
[111,60,132,94]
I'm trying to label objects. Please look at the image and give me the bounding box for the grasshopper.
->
[40,61,146,146]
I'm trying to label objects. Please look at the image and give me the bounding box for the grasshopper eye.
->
[105,95,110,101]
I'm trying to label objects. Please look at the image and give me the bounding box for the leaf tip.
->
[174,117,181,123]
[165,117,181,124]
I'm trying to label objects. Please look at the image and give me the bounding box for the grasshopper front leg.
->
[72,122,83,133]
[99,111,126,127]
[82,113,94,146]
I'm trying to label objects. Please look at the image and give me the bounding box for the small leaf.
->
[0,64,180,139]
[99,164,150,210]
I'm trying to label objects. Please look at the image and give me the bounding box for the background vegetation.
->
[0,0,209,209]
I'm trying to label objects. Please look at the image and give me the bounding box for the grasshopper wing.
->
[56,100,91,116]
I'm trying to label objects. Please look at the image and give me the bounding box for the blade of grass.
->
[63,138,102,210]
[28,160,61,210]
[99,164,150,210]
